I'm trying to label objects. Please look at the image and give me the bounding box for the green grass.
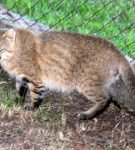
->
[2,0,135,57]
[0,86,17,111]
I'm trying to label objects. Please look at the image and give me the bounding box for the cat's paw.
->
[77,111,88,120]
[23,104,35,111]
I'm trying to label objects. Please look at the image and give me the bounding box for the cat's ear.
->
[6,29,16,42]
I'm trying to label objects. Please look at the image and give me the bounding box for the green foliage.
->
[2,0,135,57]
[35,108,61,123]
[0,85,21,110]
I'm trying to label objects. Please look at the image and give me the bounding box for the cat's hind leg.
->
[77,99,111,120]
[77,86,111,120]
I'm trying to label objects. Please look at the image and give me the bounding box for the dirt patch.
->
[0,83,135,150]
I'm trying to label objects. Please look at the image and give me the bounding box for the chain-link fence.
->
[0,0,135,57]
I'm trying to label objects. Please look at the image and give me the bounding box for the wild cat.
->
[0,28,135,119]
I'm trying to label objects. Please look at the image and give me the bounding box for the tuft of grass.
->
[2,0,135,57]
[0,83,23,112]
[35,108,61,123]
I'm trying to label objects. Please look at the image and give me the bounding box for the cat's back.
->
[39,31,128,84]
[39,31,125,68]
[40,31,121,57]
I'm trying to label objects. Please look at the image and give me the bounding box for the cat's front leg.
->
[15,76,28,103]
[24,82,45,110]
[16,79,28,98]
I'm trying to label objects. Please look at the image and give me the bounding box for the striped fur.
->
[0,29,135,119]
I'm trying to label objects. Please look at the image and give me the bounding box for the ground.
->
[0,78,135,150]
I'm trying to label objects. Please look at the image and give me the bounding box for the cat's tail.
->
[119,59,135,113]
[120,59,135,91]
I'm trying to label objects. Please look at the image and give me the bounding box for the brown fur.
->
[0,28,135,119]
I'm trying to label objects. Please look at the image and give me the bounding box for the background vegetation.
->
[3,0,135,57]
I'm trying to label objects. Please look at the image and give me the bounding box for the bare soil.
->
[0,81,135,150]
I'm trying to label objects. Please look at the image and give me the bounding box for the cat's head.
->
[0,28,17,56]
[0,28,39,73]
[0,29,17,72]
[0,28,37,58]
